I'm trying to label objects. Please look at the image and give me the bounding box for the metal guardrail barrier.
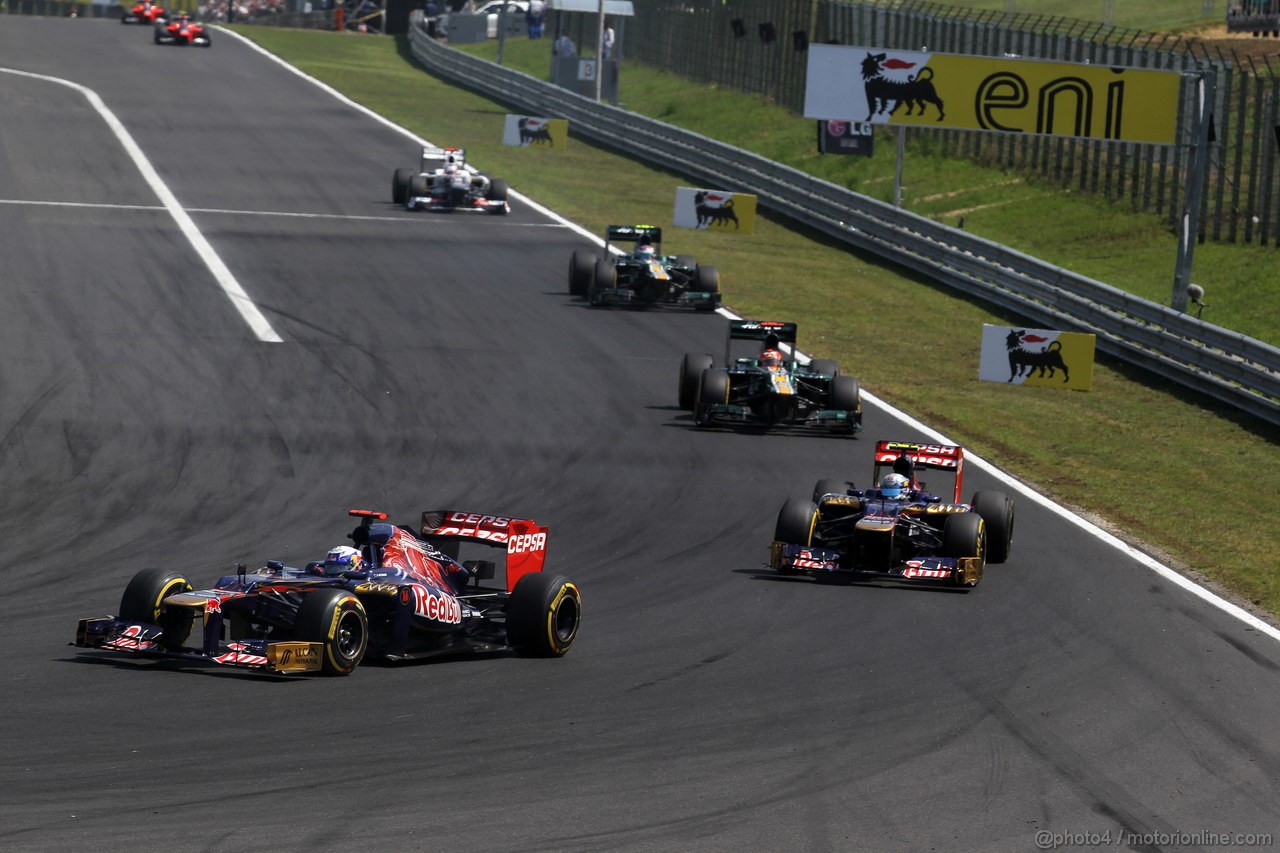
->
[400,17,1279,427]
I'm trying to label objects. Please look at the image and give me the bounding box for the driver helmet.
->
[760,348,783,369]
[323,545,363,576]
[443,163,458,176]
[880,473,910,498]
[634,244,656,262]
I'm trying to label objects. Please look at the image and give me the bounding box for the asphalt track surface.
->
[2,17,1278,853]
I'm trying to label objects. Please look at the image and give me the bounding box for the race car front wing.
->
[74,616,325,674]
[769,543,981,585]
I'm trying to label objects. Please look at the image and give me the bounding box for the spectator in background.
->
[601,19,614,60]
[554,30,574,57]
[526,0,544,38]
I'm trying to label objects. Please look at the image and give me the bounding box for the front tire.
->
[507,573,581,657]
[589,258,615,305]
[809,358,839,377]
[775,498,819,546]
[812,478,852,504]
[119,567,192,624]
[392,167,414,204]
[972,491,1014,563]
[293,589,368,676]
[569,251,596,298]
[679,352,713,411]
[694,368,730,426]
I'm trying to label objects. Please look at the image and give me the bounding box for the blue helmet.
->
[880,473,910,498]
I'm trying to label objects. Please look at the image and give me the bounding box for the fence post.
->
[1172,69,1214,313]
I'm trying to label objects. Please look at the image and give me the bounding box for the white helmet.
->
[879,473,910,498]
[323,545,363,576]
[443,163,458,176]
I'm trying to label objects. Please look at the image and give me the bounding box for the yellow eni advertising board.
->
[805,45,1181,145]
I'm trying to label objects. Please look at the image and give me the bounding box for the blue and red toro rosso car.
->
[770,441,1014,590]
[74,509,581,676]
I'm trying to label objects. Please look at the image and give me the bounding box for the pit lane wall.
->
[405,16,1276,428]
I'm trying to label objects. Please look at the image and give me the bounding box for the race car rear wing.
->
[420,510,549,592]
[420,146,466,170]
[607,224,662,246]
[872,441,965,502]
[726,320,798,362]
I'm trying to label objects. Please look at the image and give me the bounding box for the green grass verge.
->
[228,26,1280,619]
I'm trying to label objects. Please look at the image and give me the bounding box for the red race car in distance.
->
[155,13,211,46]
[122,0,166,23]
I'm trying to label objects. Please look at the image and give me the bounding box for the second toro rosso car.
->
[391,146,509,214]
[679,320,862,435]
[569,225,720,310]
[154,13,210,45]
[770,441,1015,590]
[73,509,581,676]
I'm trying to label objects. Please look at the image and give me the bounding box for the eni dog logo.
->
[979,325,1096,390]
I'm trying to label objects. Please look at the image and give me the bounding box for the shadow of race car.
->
[770,441,1015,590]
[569,225,720,311]
[154,14,210,45]
[678,319,861,434]
[391,146,509,214]
[73,508,581,676]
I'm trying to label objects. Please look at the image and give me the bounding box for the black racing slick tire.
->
[812,478,852,504]
[119,567,194,651]
[507,573,581,657]
[679,352,714,411]
[294,589,368,676]
[971,491,1015,564]
[409,174,430,199]
[693,265,720,312]
[830,374,860,413]
[809,358,839,378]
[486,178,509,202]
[694,368,730,426]
[942,513,986,563]
[775,498,819,546]
[119,567,193,624]
[392,168,414,204]
[589,259,615,305]
[673,254,697,269]
[569,251,596,298]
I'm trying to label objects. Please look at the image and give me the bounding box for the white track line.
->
[216,28,1280,645]
[0,67,284,343]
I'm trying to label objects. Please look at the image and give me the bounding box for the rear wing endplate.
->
[420,510,548,592]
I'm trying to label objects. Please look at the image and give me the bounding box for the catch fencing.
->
[623,0,1280,248]
[403,18,1279,426]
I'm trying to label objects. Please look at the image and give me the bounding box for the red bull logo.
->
[411,584,461,625]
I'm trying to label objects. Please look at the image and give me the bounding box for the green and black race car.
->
[678,320,862,435]
[568,225,721,311]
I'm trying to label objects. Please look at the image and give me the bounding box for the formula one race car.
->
[73,509,581,676]
[391,146,509,215]
[154,13,210,45]
[569,225,720,311]
[770,441,1015,590]
[678,319,861,434]
[122,0,166,23]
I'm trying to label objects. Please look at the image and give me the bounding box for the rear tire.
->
[812,478,851,504]
[679,352,713,411]
[569,251,596,298]
[972,491,1014,563]
[294,589,368,676]
[673,254,697,269]
[507,573,581,657]
[392,167,414,204]
[809,358,839,377]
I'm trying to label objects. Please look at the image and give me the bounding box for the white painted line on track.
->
[216,28,1280,646]
[0,197,571,225]
[0,67,284,343]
